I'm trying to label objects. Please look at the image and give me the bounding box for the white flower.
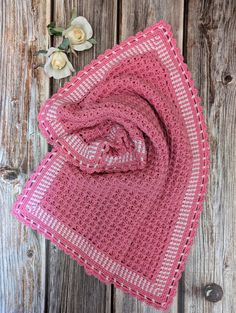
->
[63,16,93,51]
[44,48,75,79]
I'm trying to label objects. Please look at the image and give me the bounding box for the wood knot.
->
[27,249,34,258]
[204,283,223,302]
[10,97,19,106]
[222,73,233,85]
[0,166,19,182]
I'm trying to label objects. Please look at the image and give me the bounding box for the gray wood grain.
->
[45,1,117,313]
[183,0,236,312]
[114,1,184,312]
[1,0,235,312]
[118,0,184,48]
[0,0,50,312]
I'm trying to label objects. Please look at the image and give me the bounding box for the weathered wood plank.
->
[0,0,51,312]
[114,290,178,313]
[183,0,236,312]
[1,1,234,312]
[115,1,184,312]
[118,0,184,49]
[46,1,118,312]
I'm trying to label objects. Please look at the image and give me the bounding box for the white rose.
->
[63,16,93,51]
[44,48,75,79]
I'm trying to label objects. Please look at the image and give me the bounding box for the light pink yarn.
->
[12,20,209,311]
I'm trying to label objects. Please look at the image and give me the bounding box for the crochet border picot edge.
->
[11,20,210,311]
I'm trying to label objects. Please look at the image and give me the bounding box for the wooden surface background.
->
[0,0,235,312]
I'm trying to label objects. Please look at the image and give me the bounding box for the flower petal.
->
[60,53,75,72]
[67,60,75,72]
[72,41,93,51]
[62,26,73,37]
[46,47,58,57]
[44,52,74,79]
[51,66,72,80]
[71,16,93,39]
[44,56,54,77]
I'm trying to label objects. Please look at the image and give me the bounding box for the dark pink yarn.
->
[12,20,209,311]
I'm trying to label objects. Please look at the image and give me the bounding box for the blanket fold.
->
[12,20,209,311]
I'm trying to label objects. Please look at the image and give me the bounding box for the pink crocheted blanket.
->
[12,20,209,311]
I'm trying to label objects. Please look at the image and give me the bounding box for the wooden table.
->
[0,0,235,312]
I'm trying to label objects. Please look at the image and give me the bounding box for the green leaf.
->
[34,49,48,56]
[47,23,64,36]
[48,27,64,36]
[47,22,56,28]
[58,38,70,50]
[88,38,97,44]
[54,27,64,33]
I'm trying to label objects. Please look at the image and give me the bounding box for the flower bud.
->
[51,52,67,70]
[66,26,86,45]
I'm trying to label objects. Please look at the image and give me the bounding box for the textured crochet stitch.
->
[12,20,209,311]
